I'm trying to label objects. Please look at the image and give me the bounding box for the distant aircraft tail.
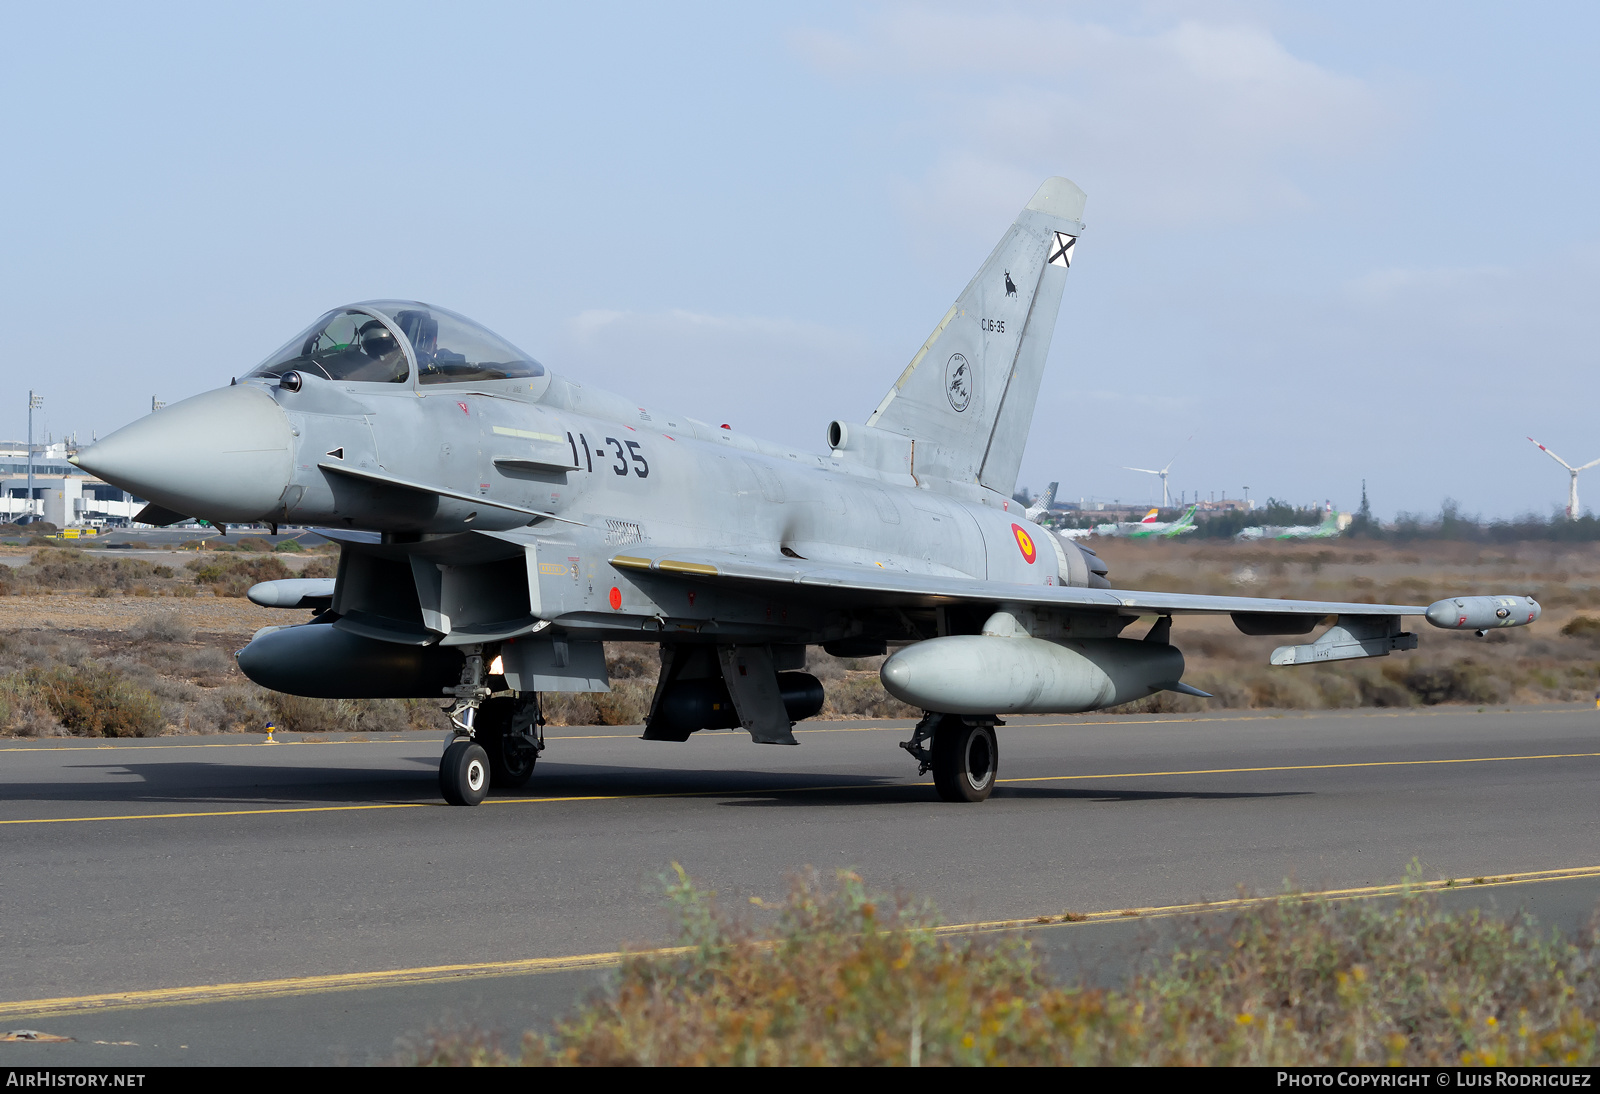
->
[1159,504,1199,537]
[1024,480,1059,521]
[1139,508,1160,523]
[866,178,1086,497]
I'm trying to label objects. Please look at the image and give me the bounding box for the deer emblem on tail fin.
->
[1004,270,1017,297]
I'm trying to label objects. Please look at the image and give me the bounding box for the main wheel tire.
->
[931,719,998,803]
[440,739,490,806]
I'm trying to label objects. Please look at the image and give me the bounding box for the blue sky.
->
[3,2,1596,519]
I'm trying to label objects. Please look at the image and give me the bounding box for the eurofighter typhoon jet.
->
[73,178,1541,806]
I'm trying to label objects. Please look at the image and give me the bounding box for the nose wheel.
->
[437,648,543,805]
[440,739,490,806]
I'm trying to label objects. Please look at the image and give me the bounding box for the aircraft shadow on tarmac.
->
[8,761,442,806]
[9,762,1308,810]
[11,760,902,808]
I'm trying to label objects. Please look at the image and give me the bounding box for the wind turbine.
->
[1123,438,1190,509]
[1527,436,1600,520]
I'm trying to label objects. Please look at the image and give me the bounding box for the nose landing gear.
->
[901,712,1001,803]
[438,647,545,806]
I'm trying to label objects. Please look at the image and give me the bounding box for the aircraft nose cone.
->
[75,385,294,523]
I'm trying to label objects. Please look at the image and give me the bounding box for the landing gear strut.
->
[438,648,545,804]
[901,712,1001,803]
[476,694,544,789]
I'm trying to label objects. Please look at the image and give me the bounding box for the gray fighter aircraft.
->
[74,177,1540,806]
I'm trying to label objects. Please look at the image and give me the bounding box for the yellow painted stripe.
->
[0,739,423,753]
[953,864,1600,933]
[609,555,652,571]
[6,750,1600,827]
[997,750,1600,784]
[0,949,686,1019]
[4,864,1598,1019]
[656,559,718,576]
[0,803,436,825]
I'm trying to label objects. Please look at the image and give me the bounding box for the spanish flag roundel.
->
[1011,523,1036,564]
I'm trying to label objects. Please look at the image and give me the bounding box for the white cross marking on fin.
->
[1049,232,1077,268]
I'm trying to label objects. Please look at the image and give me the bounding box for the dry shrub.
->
[181,646,235,685]
[1562,615,1600,641]
[809,650,917,719]
[1400,661,1511,705]
[188,686,273,733]
[13,549,174,593]
[410,867,1600,1067]
[187,555,292,597]
[543,681,653,727]
[820,672,917,718]
[129,612,194,644]
[22,664,163,737]
[261,692,436,734]
[0,674,63,736]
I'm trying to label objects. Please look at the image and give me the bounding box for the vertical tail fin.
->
[1024,480,1059,521]
[866,178,1085,496]
[1158,505,1199,538]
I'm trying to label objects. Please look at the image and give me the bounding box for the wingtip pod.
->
[1425,595,1541,631]
[247,578,337,610]
[1025,177,1087,224]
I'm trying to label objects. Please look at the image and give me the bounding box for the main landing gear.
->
[900,712,1001,803]
[439,647,545,807]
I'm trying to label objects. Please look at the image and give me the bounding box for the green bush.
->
[404,867,1600,1067]
[272,539,304,553]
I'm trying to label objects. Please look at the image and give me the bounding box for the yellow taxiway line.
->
[3,863,1598,1020]
[5,749,1600,827]
[999,750,1600,783]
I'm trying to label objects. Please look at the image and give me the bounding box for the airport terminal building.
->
[0,441,142,527]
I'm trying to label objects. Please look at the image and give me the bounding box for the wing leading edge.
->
[607,550,1425,620]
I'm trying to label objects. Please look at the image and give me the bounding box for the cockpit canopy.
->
[248,301,545,386]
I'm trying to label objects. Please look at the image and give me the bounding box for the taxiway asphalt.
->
[2,706,1598,1064]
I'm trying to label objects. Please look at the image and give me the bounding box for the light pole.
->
[26,391,42,523]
